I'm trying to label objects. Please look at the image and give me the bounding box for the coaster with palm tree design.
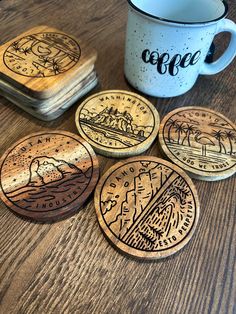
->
[0,25,97,99]
[159,107,236,181]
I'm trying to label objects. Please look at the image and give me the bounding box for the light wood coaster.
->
[94,156,200,260]
[0,131,99,222]
[159,107,236,181]
[0,71,98,121]
[0,64,95,109]
[0,25,97,99]
[75,90,160,158]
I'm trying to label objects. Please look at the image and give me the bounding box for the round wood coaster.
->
[75,90,160,158]
[0,131,99,222]
[94,156,200,260]
[159,107,236,181]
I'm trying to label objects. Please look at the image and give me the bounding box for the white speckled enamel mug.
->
[124,0,236,97]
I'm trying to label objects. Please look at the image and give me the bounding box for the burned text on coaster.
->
[159,107,236,180]
[76,90,160,157]
[0,131,99,221]
[4,32,81,77]
[95,157,199,259]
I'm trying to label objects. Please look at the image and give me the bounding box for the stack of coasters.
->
[94,156,200,259]
[159,107,236,181]
[0,25,98,121]
[0,131,99,222]
[75,90,160,157]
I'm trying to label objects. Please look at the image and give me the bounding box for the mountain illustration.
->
[89,107,134,133]
[109,164,173,238]
[28,156,83,186]
[6,156,91,211]
[108,164,192,250]
[125,177,191,251]
[81,107,152,139]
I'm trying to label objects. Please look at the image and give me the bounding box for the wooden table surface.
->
[0,1,235,313]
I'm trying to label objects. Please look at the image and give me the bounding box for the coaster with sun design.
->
[0,25,97,99]
[75,90,160,158]
[0,131,99,222]
[159,107,236,181]
[94,156,199,259]
[0,26,98,120]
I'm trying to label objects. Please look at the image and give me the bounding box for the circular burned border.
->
[94,156,200,260]
[159,107,236,180]
[3,32,81,78]
[75,90,160,158]
[0,131,99,222]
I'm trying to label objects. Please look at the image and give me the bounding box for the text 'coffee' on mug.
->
[124,0,236,97]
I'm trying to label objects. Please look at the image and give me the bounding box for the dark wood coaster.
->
[94,156,200,260]
[159,107,236,181]
[0,25,97,99]
[75,90,160,158]
[0,131,99,222]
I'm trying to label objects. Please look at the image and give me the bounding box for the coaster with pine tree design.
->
[94,156,200,260]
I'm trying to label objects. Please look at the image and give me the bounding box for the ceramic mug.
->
[124,0,236,97]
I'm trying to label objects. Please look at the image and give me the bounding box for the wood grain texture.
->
[0,131,99,221]
[0,70,98,121]
[159,107,236,181]
[0,25,97,99]
[75,90,160,157]
[0,0,235,313]
[94,156,199,259]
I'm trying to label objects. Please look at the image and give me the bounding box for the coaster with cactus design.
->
[75,90,160,158]
[94,156,200,259]
[159,107,236,181]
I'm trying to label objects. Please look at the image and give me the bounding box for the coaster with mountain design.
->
[75,90,160,158]
[0,131,99,222]
[159,107,236,181]
[94,156,200,260]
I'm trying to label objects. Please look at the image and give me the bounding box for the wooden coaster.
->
[159,107,236,181]
[75,90,160,158]
[0,25,97,99]
[94,156,200,259]
[0,131,99,221]
[0,71,98,121]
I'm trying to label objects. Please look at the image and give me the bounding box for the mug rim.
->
[127,0,228,25]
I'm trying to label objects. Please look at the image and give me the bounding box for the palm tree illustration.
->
[224,130,236,155]
[21,46,31,55]
[174,122,185,144]
[11,41,21,53]
[182,124,197,146]
[165,119,177,143]
[194,130,215,156]
[50,59,64,75]
[212,130,226,154]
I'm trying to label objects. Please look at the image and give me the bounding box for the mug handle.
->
[200,19,236,75]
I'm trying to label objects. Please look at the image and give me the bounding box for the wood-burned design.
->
[159,107,236,179]
[3,32,81,77]
[76,91,160,157]
[0,132,99,221]
[95,157,199,259]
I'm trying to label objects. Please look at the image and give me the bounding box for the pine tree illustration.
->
[148,225,164,240]
[139,230,155,249]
